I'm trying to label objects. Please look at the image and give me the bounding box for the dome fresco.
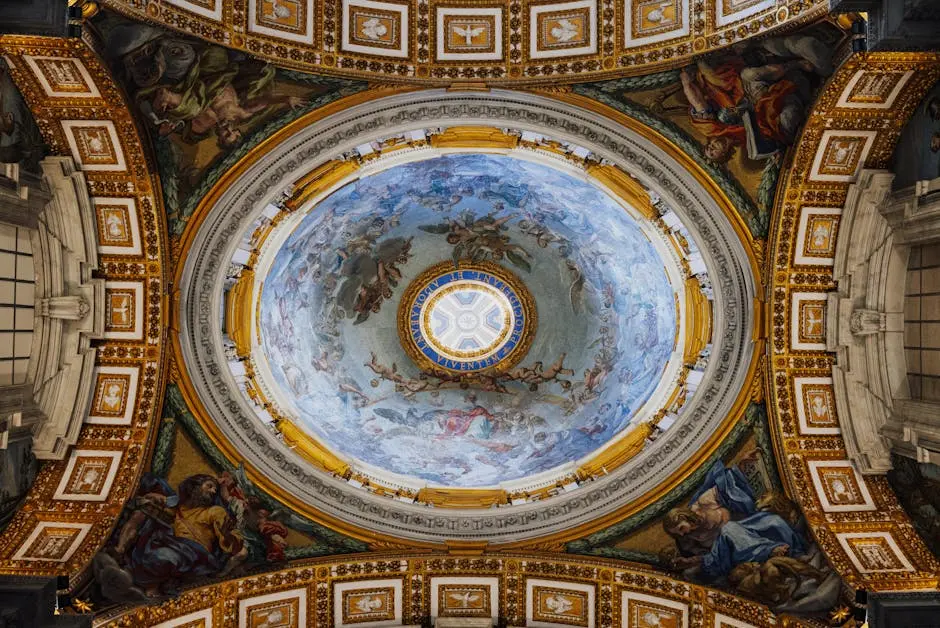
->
[256,153,679,487]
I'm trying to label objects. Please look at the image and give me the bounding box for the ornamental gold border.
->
[92,552,778,627]
[420,282,513,360]
[169,90,761,548]
[95,0,834,86]
[397,260,537,373]
[766,51,940,591]
[0,36,169,579]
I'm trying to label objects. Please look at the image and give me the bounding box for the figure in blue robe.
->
[665,461,806,579]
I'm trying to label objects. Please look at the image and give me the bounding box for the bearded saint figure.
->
[662,461,806,580]
[112,473,247,595]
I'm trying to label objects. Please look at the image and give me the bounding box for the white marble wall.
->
[0,156,104,460]
[829,170,940,471]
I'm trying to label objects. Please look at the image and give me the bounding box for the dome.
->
[254,153,682,489]
[179,90,755,543]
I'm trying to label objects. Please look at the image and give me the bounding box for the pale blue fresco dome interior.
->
[258,153,678,487]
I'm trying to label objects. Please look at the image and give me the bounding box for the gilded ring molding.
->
[176,89,759,544]
[398,260,537,374]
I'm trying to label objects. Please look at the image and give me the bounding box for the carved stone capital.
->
[850,309,886,336]
[38,295,89,321]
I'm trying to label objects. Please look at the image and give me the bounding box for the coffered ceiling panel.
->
[98,0,834,84]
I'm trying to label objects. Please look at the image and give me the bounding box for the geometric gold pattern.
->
[101,0,832,84]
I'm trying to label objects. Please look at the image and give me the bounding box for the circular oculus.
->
[400,261,535,374]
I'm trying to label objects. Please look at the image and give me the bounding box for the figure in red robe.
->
[679,56,817,163]
[437,406,495,439]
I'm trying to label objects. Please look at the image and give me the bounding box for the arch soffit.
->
[0,37,169,575]
[93,552,780,628]
[767,51,940,591]
[97,0,834,87]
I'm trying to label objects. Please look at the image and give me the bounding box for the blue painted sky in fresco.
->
[259,154,677,487]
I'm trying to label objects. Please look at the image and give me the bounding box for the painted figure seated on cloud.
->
[103,474,247,597]
[129,42,303,148]
[94,471,291,601]
[664,461,806,578]
[661,461,842,612]
[679,34,833,163]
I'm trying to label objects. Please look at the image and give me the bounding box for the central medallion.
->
[399,261,536,374]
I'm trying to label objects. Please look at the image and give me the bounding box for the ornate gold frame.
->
[397,260,537,375]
